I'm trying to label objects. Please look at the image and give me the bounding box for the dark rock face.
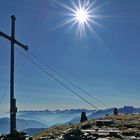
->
[80,112,88,123]
[63,129,84,140]
[114,108,118,115]
[63,128,98,140]
[0,131,33,140]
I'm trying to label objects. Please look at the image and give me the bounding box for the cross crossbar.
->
[0,31,28,51]
[0,15,29,136]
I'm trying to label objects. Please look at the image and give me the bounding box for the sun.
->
[75,8,88,23]
[56,0,103,37]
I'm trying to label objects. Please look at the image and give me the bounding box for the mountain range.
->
[0,118,48,134]
[0,106,139,135]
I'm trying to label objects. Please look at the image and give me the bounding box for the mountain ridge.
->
[0,106,139,135]
[0,118,48,134]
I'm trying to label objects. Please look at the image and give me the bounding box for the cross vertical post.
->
[10,15,16,135]
[0,15,28,136]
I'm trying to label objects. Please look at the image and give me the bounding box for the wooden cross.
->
[0,15,28,135]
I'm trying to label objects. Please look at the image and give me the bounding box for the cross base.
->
[0,15,28,137]
[1,131,33,140]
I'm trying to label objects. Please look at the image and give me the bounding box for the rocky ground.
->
[1,114,140,140]
[33,114,140,140]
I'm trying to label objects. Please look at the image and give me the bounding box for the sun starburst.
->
[56,0,103,38]
[75,8,88,23]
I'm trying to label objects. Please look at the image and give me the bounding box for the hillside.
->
[33,114,140,140]
[0,118,48,134]
[0,106,140,135]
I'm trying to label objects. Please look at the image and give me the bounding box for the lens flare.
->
[75,9,88,23]
[56,0,104,37]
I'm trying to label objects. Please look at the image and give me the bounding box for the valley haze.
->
[0,106,140,135]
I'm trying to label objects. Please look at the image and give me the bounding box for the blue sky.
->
[0,0,140,111]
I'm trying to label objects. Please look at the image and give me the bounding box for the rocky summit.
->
[33,114,140,140]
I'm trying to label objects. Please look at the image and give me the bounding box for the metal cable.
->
[16,49,98,110]
[0,53,22,105]
[28,51,107,107]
